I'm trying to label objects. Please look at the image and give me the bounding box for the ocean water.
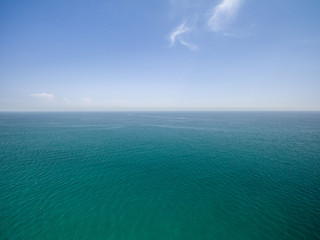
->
[0,112,320,240]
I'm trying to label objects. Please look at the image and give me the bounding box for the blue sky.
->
[0,0,320,110]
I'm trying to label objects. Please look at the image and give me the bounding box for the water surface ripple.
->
[1,112,320,239]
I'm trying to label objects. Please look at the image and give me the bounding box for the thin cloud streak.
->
[208,0,243,32]
[169,23,189,46]
[30,92,54,99]
[179,39,198,51]
[167,0,245,51]
[169,23,198,51]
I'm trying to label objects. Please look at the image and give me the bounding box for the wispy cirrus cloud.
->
[208,0,243,32]
[169,23,198,51]
[167,0,245,50]
[30,92,54,99]
[169,23,189,46]
[179,39,198,51]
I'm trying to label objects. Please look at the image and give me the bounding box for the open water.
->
[0,112,320,239]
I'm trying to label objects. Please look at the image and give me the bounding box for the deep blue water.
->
[1,112,320,239]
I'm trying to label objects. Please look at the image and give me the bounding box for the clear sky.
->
[1,0,320,111]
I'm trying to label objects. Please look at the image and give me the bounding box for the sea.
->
[0,112,319,239]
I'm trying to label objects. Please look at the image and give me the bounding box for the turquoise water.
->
[1,112,320,239]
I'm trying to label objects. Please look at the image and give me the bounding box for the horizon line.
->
[0,109,320,113]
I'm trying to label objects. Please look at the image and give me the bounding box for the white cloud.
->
[82,97,93,104]
[167,0,245,51]
[169,23,198,51]
[30,92,54,99]
[208,0,243,32]
[179,39,198,51]
[169,23,189,46]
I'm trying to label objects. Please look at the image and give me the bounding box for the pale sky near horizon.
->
[0,0,320,111]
